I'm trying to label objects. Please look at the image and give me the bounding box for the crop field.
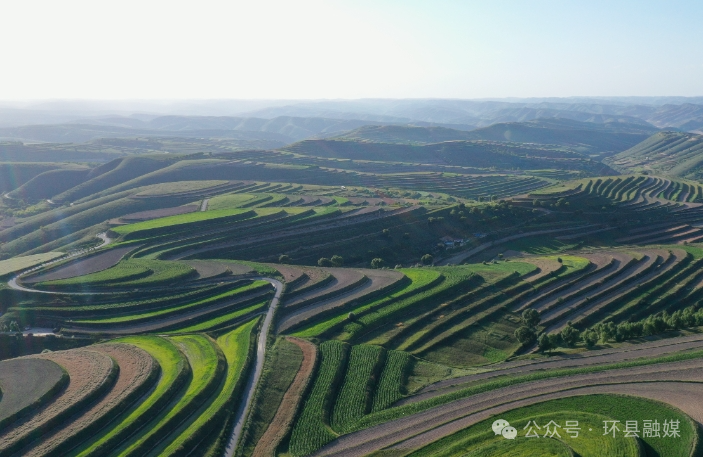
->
[0,251,64,277]
[34,258,196,289]
[0,358,67,430]
[6,128,703,457]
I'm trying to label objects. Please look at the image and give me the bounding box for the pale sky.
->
[1,0,702,100]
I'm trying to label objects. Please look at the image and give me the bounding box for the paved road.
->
[200,198,210,212]
[224,277,283,457]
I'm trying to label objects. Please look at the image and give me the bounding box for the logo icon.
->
[492,419,516,439]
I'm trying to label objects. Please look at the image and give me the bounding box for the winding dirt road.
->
[224,277,283,457]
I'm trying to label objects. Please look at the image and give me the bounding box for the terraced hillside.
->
[606,131,703,179]
[6,131,703,457]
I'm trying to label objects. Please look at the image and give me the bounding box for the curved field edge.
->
[405,394,700,457]
[159,317,260,456]
[0,358,68,431]
[72,336,190,457]
[114,334,226,456]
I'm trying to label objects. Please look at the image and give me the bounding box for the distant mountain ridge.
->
[334,118,658,155]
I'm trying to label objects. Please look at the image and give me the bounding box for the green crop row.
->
[112,208,253,237]
[160,317,259,455]
[371,350,411,413]
[39,260,152,288]
[289,340,348,457]
[74,281,270,325]
[73,336,190,457]
[37,259,196,289]
[352,349,703,435]
[291,269,442,338]
[331,344,384,433]
[164,300,268,334]
[118,335,226,456]
[344,270,478,344]
[22,282,244,317]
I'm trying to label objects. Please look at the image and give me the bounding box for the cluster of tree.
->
[318,255,344,267]
[513,309,592,353]
[526,305,703,354]
[589,306,703,344]
[0,321,21,333]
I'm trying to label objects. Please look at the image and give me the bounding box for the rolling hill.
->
[335,118,657,155]
[606,131,703,179]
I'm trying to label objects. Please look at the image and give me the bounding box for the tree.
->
[331,255,344,267]
[9,321,20,333]
[318,257,333,267]
[557,257,563,263]
[598,321,617,342]
[560,323,580,347]
[347,312,355,321]
[278,254,291,264]
[582,329,599,348]
[370,258,384,269]
[521,309,540,328]
[421,254,434,265]
[514,326,536,345]
[548,333,562,350]
[537,333,552,353]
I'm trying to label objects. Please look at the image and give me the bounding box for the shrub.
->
[279,255,291,264]
[318,258,333,267]
[421,254,433,265]
[331,255,344,267]
[370,258,384,269]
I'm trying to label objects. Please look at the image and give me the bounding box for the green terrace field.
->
[7,129,703,457]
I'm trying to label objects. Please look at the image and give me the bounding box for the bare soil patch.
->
[269,264,307,285]
[183,260,231,279]
[22,344,156,456]
[278,269,404,333]
[24,246,137,283]
[120,205,199,222]
[284,268,366,309]
[519,257,563,283]
[0,359,66,430]
[0,349,115,454]
[252,338,318,457]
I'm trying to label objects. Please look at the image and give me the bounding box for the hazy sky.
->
[1,0,702,100]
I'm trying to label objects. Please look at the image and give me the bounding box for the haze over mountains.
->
[1,97,703,181]
[2,97,703,143]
